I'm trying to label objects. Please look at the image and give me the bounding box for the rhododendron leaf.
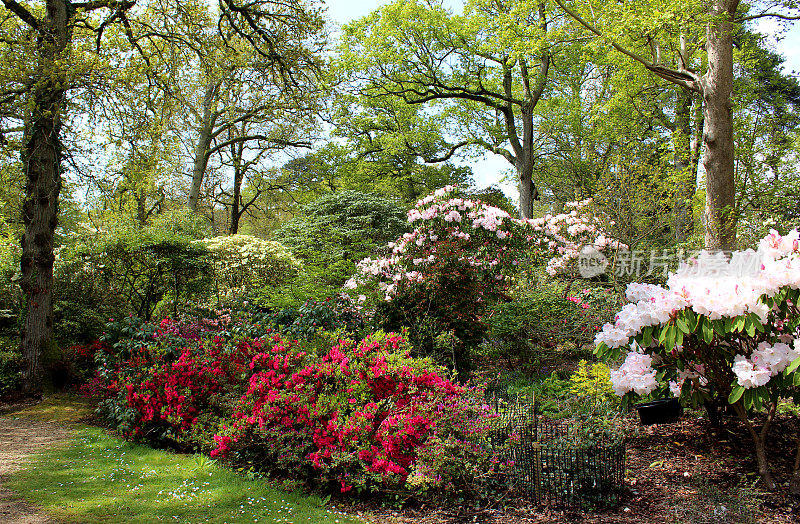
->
[701,319,714,344]
[723,317,732,333]
[793,372,800,386]
[663,326,677,351]
[674,330,684,349]
[742,388,753,409]
[787,355,800,375]
[676,317,690,335]
[657,326,667,344]
[683,310,697,331]
[728,385,744,404]
[732,316,746,333]
[641,327,653,347]
[745,318,756,338]
[752,389,764,411]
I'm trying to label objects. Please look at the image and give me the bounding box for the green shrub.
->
[485,286,620,361]
[61,225,213,320]
[254,297,364,339]
[0,337,20,396]
[149,207,212,240]
[51,252,129,344]
[0,220,21,334]
[274,190,408,286]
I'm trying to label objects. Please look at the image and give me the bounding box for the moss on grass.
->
[6,392,97,423]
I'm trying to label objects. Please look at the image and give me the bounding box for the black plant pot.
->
[634,398,683,426]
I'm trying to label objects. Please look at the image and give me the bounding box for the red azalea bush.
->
[93,314,507,501]
[94,316,261,448]
[211,331,507,499]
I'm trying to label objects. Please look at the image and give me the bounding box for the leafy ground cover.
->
[1,395,365,524]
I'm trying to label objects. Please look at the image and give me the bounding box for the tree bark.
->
[517,160,538,219]
[733,400,777,491]
[188,80,219,211]
[673,89,696,242]
[19,0,70,396]
[701,1,739,251]
[229,138,243,235]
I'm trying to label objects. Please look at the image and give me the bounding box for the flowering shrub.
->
[198,235,301,301]
[256,297,364,339]
[345,186,526,374]
[344,187,625,374]
[520,199,626,277]
[94,313,506,501]
[595,230,800,490]
[211,331,505,499]
[96,318,228,446]
[485,286,620,360]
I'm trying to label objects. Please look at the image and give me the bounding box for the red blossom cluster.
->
[211,332,494,493]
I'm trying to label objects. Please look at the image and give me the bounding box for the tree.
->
[0,0,142,396]
[553,0,800,250]
[338,0,560,218]
[327,92,475,203]
[0,0,327,395]
[173,0,325,213]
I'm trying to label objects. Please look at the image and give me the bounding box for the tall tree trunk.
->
[229,139,243,235]
[188,81,219,211]
[674,89,696,242]
[19,0,70,396]
[701,1,739,251]
[517,161,538,219]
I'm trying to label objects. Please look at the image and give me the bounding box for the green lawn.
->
[6,425,365,524]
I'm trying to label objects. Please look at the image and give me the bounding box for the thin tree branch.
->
[1,0,38,29]
[553,0,702,92]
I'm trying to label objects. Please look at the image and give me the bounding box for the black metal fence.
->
[485,395,625,509]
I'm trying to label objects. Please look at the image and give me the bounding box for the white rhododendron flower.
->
[609,350,659,396]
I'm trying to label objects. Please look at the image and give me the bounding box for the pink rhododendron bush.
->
[345,186,623,374]
[595,230,800,490]
[521,198,626,277]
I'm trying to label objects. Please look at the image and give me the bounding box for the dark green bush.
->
[0,337,20,396]
[275,191,408,268]
[485,286,620,361]
[255,297,365,339]
[259,191,409,310]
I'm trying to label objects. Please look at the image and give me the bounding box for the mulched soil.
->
[343,414,800,524]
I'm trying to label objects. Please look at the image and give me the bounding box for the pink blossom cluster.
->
[347,187,625,302]
[347,186,521,301]
[609,349,658,396]
[732,341,800,389]
[519,199,626,276]
[668,365,708,397]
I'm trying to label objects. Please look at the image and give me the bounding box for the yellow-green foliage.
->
[198,235,301,299]
[569,360,615,402]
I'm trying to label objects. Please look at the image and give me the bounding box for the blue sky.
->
[321,0,800,199]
